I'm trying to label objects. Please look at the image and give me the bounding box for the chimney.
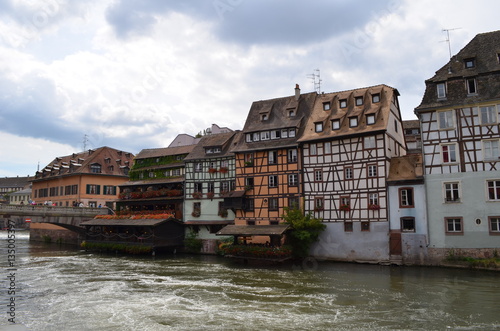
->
[295,84,300,101]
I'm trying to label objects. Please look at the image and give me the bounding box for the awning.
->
[80,218,178,227]
[184,220,234,225]
[222,190,246,198]
[216,224,289,236]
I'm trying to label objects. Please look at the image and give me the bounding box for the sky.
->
[1,0,499,177]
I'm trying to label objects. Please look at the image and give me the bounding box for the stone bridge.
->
[0,204,108,235]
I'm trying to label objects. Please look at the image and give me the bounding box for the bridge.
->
[0,204,108,235]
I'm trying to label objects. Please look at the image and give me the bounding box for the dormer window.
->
[366,114,376,125]
[314,122,323,132]
[349,117,358,127]
[252,132,260,141]
[437,83,446,99]
[323,102,331,111]
[466,78,477,95]
[464,58,475,68]
[372,94,380,103]
[261,114,268,121]
[289,110,295,117]
[339,99,347,108]
[355,96,363,106]
[90,163,101,173]
[331,119,340,130]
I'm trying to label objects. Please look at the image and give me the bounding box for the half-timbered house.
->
[300,85,407,263]
[414,30,500,263]
[184,130,239,253]
[224,85,316,245]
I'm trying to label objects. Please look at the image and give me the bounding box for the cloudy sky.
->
[1,0,499,177]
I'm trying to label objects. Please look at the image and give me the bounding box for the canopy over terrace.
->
[216,224,289,246]
[80,217,185,251]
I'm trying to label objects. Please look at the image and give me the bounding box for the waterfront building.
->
[300,85,407,263]
[222,85,316,245]
[31,146,133,208]
[183,130,239,253]
[414,30,500,263]
[8,186,32,205]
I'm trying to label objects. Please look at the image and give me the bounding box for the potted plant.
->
[339,204,350,212]
[219,167,229,173]
[192,192,202,199]
[208,168,217,174]
[206,192,215,200]
[368,204,380,211]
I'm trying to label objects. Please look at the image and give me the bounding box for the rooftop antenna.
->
[442,28,461,60]
[83,134,89,151]
[307,69,322,93]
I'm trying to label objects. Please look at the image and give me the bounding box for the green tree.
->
[282,207,326,258]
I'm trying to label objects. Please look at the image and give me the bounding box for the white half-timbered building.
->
[299,84,407,263]
[415,30,500,263]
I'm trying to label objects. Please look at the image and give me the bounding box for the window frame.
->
[364,136,376,149]
[268,150,278,165]
[444,181,461,203]
[367,164,377,178]
[445,217,463,235]
[483,139,500,161]
[355,96,363,106]
[349,117,358,127]
[466,78,477,95]
[268,197,279,211]
[487,180,500,201]
[314,197,324,211]
[401,217,416,232]
[441,143,458,164]
[345,167,353,180]
[372,94,380,103]
[438,110,454,129]
[268,175,278,188]
[480,105,497,125]
[314,169,323,182]
[288,149,298,163]
[323,102,331,111]
[310,143,317,155]
[366,114,375,125]
[331,119,341,130]
[399,187,414,208]
[489,216,500,235]
[288,174,298,187]
[339,99,347,108]
[437,82,446,99]
[315,122,323,132]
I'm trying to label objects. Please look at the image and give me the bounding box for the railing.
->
[0,204,108,217]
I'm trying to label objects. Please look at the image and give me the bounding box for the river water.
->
[1,232,500,331]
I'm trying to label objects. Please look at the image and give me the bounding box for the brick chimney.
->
[295,84,300,101]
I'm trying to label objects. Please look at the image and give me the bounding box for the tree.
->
[282,207,326,258]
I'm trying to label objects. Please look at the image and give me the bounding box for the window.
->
[438,110,454,129]
[489,217,500,234]
[367,165,377,177]
[288,149,298,163]
[315,122,323,132]
[261,114,268,121]
[208,182,215,193]
[339,99,347,108]
[480,106,497,124]
[246,220,255,225]
[310,143,317,155]
[314,169,323,182]
[314,197,324,211]
[194,182,203,192]
[399,188,414,208]
[288,174,298,186]
[445,217,463,234]
[372,94,380,103]
[466,78,477,94]
[344,222,353,232]
[361,222,370,231]
[289,110,295,117]
[260,131,270,140]
[331,119,340,130]
[244,153,253,166]
[149,171,155,178]
[103,186,116,195]
[268,151,277,165]
[483,140,500,160]
[487,180,500,200]
[441,144,457,164]
[323,102,331,111]
[366,114,375,125]
[86,184,100,195]
[268,198,278,211]
[252,132,260,142]
[172,169,181,176]
[444,182,460,202]
[464,58,475,68]
[345,167,353,180]
[281,129,288,138]
[368,193,378,206]
[271,130,281,139]
[437,83,446,99]
[268,175,278,188]
[355,96,363,106]
[246,134,252,142]
[364,136,376,149]
[289,128,296,137]
[90,163,101,173]
[349,117,358,127]
[220,181,230,193]
[401,217,415,232]
[244,199,254,211]
[245,177,254,189]
[193,202,201,216]
[340,196,350,208]
[324,142,331,154]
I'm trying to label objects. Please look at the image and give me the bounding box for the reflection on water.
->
[1,232,500,330]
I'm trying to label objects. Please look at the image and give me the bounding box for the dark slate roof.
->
[216,224,289,236]
[184,131,240,161]
[231,89,317,152]
[0,176,31,189]
[80,218,179,227]
[135,145,196,160]
[403,120,420,129]
[33,146,134,181]
[416,30,500,112]
[299,84,399,142]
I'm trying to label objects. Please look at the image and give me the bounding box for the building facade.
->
[415,30,500,263]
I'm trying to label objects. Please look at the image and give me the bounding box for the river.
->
[1,231,500,330]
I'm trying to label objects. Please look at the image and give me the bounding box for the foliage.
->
[368,204,381,210]
[282,207,326,258]
[131,155,186,170]
[445,250,500,269]
[80,241,152,254]
[184,232,203,253]
[94,212,174,220]
[220,244,292,259]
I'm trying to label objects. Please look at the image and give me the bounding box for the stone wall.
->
[29,223,80,245]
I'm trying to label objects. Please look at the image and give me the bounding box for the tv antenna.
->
[307,69,322,93]
[83,134,89,151]
[442,28,461,60]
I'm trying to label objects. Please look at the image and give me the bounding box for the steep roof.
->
[387,154,424,183]
[416,30,500,111]
[298,84,399,142]
[135,144,196,160]
[184,131,240,161]
[33,146,134,180]
[0,176,31,189]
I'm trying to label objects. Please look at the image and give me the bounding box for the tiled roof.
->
[0,176,31,189]
[299,84,398,142]
[387,154,423,183]
[403,120,419,129]
[184,131,240,161]
[135,144,196,159]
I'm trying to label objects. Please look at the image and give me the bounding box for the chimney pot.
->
[294,84,300,101]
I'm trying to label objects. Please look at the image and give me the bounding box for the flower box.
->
[206,192,215,200]
[192,192,202,199]
[368,204,381,211]
[208,168,217,174]
[219,167,229,173]
[339,204,350,212]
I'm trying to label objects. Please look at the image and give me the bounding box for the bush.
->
[184,232,203,253]
[282,207,326,258]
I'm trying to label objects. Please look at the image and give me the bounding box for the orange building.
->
[31,146,134,208]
